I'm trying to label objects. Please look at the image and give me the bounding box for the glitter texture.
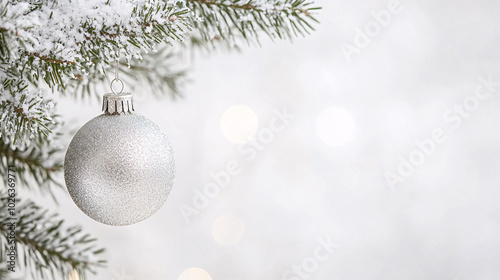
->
[64,113,175,226]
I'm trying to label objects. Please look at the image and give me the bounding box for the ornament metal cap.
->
[102,93,134,115]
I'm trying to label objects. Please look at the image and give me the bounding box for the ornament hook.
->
[110,60,124,94]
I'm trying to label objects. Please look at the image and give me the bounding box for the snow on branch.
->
[186,0,320,47]
[0,75,56,150]
[1,0,191,88]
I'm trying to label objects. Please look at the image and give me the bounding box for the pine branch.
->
[186,0,320,48]
[0,135,64,198]
[0,0,192,90]
[0,77,57,149]
[0,192,106,280]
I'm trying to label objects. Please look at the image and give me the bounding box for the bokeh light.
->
[178,267,213,280]
[220,105,259,143]
[316,107,356,146]
[212,214,245,246]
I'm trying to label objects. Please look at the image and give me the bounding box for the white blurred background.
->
[51,0,500,279]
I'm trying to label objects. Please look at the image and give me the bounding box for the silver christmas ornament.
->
[64,91,175,226]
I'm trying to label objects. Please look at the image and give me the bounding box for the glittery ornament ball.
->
[64,113,175,226]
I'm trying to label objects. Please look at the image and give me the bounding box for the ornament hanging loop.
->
[110,78,124,94]
[104,58,133,114]
[110,59,124,94]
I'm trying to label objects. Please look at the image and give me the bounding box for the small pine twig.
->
[0,136,63,198]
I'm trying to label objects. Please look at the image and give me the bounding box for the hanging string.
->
[110,59,124,94]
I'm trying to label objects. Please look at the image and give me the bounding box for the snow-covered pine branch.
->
[186,0,320,48]
[0,76,56,150]
[0,0,191,148]
[1,0,191,87]
[0,131,64,196]
[0,193,106,280]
